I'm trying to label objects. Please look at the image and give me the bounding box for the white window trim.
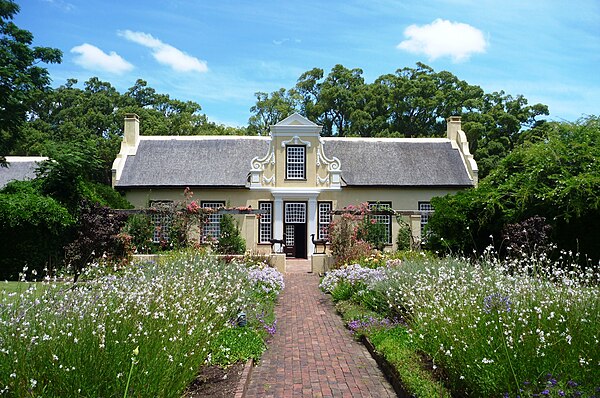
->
[258,201,273,244]
[201,201,225,239]
[286,145,306,180]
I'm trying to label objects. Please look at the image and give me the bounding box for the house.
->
[0,157,48,189]
[112,113,477,258]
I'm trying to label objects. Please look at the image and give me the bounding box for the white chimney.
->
[124,113,139,146]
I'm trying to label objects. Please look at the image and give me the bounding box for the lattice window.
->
[149,200,173,243]
[286,146,305,179]
[285,224,295,246]
[368,202,392,244]
[258,202,273,243]
[419,202,434,237]
[285,202,306,223]
[201,201,225,238]
[318,202,332,240]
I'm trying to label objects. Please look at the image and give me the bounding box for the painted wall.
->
[123,185,460,253]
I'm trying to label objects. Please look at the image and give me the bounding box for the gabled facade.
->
[112,113,477,257]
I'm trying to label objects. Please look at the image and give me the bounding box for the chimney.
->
[446,116,461,142]
[124,113,139,146]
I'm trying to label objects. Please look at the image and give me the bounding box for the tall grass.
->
[373,255,600,397]
[0,252,261,397]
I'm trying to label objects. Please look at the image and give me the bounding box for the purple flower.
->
[483,292,512,314]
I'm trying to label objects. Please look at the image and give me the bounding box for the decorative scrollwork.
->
[281,135,312,148]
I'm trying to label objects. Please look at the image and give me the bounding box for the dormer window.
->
[286,145,306,180]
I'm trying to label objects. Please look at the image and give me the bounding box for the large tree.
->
[0,0,61,165]
[426,116,600,262]
[249,63,549,176]
[15,78,246,182]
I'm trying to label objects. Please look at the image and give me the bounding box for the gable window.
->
[368,201,392,244]
[201,201,225,239]
[258,201,273,243]
[286,145,306,180]
[318,201,332,240]
[419,202,434,237]
[149,200,173,243]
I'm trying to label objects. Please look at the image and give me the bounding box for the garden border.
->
[233,358,254,398]
[360,336,413,398]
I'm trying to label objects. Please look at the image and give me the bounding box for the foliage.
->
[356,216,388,251]
[64,200,129,281]
[369,256,600,397]
[216,214,246,255]
[0,252,274,397]
[122,214,155,254]
[501,216,552,258]
[249,62,548,177]
[426,116,600,262]
[0,189,73,279]
[368,327,452,398]
[12,78,246,183]
[396,219,412,251]
[206,327,266,366]
[0,0,62,165]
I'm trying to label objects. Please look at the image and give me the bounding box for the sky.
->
[16,0,600,128]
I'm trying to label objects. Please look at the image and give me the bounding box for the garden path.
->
[244,260,396,398]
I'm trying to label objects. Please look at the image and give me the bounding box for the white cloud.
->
[119,30,208,73]
[397,19,487,62]
[70,43,134,74]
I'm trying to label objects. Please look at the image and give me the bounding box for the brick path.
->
[245,261,396,398]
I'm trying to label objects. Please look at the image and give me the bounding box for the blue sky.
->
[17,0,600,127]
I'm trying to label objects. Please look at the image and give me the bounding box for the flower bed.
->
[0,252,283,397]
[322,254,600,397]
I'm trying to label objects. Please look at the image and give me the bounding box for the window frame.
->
[148,200,173,244]
[285,145,306,180]
[258,201,273,244]
[200,200,226,239]
[418,201,434,238]
[368,201,393,245]
[317,201,332,240]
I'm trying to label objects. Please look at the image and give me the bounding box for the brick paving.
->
[245,260,396,398]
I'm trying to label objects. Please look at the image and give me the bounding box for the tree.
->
[248,88,300,135]
[426,116,600,262]
[14,78,247,182]
[0,0,61,165]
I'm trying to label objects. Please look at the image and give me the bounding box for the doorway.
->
[284,202,307,258]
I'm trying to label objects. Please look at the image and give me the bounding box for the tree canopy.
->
[248,62,549,178]
[426,116,600,262]
[0,0,62,165]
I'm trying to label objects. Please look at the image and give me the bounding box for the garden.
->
[0,251,284,397]
[321,208,600,398]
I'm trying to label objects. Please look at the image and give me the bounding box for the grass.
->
[0,251,284,397]
[322,252,600,397]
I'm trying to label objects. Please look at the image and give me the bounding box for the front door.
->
[284,202,307,258]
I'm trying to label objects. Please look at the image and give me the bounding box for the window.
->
[368,202,392,244]
[318,202,332,240]
[419,202,434,237]
[149,200,173,243]
[286,145,305,180]
[284,202,306,223]
[258,201,273,243]
[201,201,225,238]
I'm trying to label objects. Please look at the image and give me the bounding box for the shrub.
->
[216,214,246,255]
[64,200,129,281]
[122,213,155,254]
[0,190,74,279]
